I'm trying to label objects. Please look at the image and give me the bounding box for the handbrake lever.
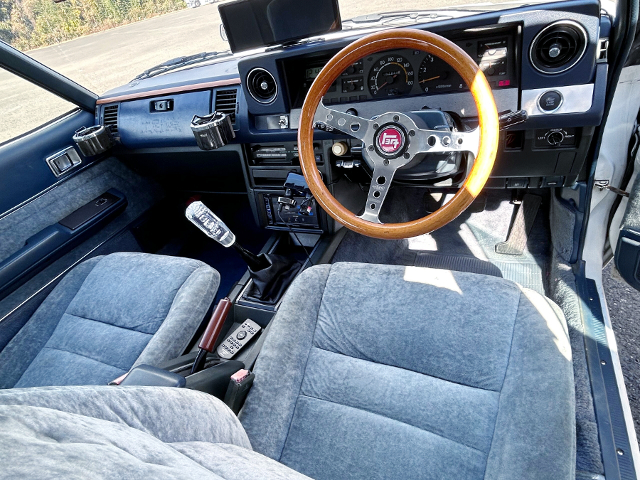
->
[191,297,232,374]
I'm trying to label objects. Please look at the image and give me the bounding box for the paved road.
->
[0,0,518,143]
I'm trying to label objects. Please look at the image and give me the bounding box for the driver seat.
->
[239,262,575,480]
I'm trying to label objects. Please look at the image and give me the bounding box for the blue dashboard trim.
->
[119,90,211,148]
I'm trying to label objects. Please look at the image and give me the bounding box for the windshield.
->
[0,0,533,94]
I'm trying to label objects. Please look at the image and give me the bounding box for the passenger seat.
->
[0,252,218,388]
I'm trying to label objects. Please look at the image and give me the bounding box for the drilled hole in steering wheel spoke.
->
[376,176,386,185]
[427,135,437,147]
[373,191,381,198]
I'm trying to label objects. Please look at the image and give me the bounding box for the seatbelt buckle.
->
[224,369,255,414]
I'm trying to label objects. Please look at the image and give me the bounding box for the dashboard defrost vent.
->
[530,21,587,74]
[247,68,277,104]
[103,104,119,134]
[215,89,237,124]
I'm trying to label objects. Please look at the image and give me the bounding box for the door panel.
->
[0,109,95,215]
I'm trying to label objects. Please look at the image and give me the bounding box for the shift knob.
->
[185,201,236,247]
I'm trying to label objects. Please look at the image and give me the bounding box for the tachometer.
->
[418,54,455,93]
[368,54,414,97]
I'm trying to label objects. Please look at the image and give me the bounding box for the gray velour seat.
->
[0,263,574,480]
[239,263,576,480]
[0,385,310,479]
[0,252,219,388]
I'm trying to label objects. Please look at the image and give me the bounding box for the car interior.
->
[1,0,640,478]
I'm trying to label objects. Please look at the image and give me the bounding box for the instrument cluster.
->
[297,32,517,106]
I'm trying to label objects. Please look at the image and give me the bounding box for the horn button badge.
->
[375,125,406,158]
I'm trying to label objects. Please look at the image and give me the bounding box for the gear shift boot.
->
[245,254,301,304]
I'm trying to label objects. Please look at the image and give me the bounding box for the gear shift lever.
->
[185,201,301,303]
[186,201,268,271]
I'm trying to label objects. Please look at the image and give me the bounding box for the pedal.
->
[217,319,261,359]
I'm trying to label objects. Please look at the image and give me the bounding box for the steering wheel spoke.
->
[297,29,499,239]
[358,163,397,223]
[410,127,480,158]
[315,102,373,141]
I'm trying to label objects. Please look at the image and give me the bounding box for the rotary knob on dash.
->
[331,141,349,156]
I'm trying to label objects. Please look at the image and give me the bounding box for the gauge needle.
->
[420,75,441,83]
[377,74,398,90]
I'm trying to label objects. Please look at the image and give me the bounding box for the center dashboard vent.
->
[103,104,119,134]
[247,68,277,104]
[530,21,588,74]
[215,89,238,125]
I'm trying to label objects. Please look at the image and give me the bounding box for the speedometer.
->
[368,54,414,97]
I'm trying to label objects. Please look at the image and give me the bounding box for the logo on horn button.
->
[376,126,405,156]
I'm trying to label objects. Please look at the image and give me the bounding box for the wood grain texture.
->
[96,78,241,105]
[198,297,232,353]
[298,29,499,239]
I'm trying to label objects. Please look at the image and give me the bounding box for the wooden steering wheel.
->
[298,29,500,240]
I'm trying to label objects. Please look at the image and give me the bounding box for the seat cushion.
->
[240,263,575,480]
[0,253,219,388]
[0,385,311,479]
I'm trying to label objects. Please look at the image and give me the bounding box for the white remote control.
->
[217,319,261,359]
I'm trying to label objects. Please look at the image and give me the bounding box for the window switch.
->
[53,154,72,173]
[46,146,82,177]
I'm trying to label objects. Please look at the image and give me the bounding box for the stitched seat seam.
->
[483,289,521,479]
[278,266,332,462]
[311,344,500,393]
[40,345,129,372]
[298,392,488,456]
[63,312,156,335]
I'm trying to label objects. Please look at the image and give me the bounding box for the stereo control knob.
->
[545,130,565,146]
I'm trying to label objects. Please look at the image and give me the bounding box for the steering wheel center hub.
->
[375,125,406,157]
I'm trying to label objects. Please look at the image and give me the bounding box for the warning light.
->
[498,80,511,87]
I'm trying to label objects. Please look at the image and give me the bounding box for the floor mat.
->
[414,252,503,277]
[331,190,551,296]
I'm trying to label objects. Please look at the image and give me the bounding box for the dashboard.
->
[95,0,611,234]
[285,28,518,107]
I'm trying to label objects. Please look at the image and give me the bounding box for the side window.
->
[0,68,76,145]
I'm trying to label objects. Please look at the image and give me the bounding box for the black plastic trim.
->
[577,271,637,479]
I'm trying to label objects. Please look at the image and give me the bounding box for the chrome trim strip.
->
[521,84,594,116]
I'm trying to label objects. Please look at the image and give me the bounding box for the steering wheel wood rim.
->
[298,28,499,240]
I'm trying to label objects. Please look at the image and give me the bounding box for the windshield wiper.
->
[342,9,486,28]
[132,51,231,81]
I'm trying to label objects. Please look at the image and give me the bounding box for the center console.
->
[245,140,337,232]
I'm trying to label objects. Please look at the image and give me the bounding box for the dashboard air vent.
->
[530,21,587,74]
[247,68,277,104]
[103,104,119,134]
[215,89,238,124]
